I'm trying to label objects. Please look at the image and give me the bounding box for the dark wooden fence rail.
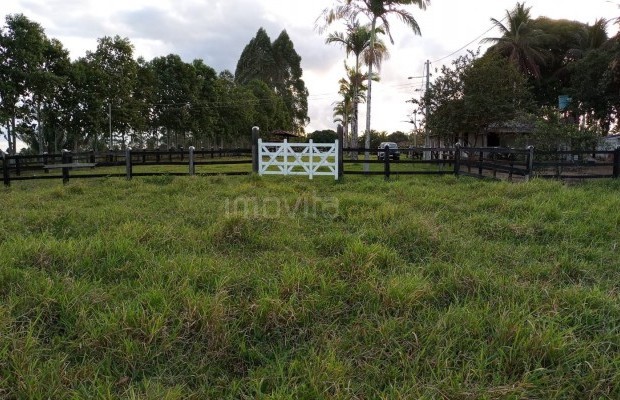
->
[533,149,618,179]
[2,147,255,186]
[2,144,620,186]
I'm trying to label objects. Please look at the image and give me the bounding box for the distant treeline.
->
[0,15,309,154]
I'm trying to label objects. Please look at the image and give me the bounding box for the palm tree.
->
[333,95,352,146]
[334,62,371,153]
[565,18,609,62]
[325,21,388,149]
[319,0,430,170]
[482,2,548,79]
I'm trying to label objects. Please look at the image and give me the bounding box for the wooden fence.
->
[2,131,620,186]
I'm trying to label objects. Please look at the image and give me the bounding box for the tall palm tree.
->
[334,62,371,151]
[320,0,430,169]
[482,2,548,79]
[325,21,388,149]
[565,18,609,61]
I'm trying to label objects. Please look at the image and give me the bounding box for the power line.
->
[431,16,507,64]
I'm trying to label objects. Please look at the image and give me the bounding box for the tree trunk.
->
[37,98,44,154]
[352,54,359,161]
[363,17,377,172]
[11,114,17,154]
[5,122,12,154]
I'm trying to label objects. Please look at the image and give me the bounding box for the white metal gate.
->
[258,139,339,179]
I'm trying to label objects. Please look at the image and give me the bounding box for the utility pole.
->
[424,59,431,160]
[108,102,112,150]
[413,109,418,147]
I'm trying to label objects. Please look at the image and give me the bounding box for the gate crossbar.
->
[258,139,339,179]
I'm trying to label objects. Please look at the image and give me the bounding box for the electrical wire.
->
[431,16,507,64]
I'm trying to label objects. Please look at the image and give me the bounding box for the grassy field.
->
[1,175,619,398]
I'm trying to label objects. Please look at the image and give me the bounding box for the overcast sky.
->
[1,0,618,145]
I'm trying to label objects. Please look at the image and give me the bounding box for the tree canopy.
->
[0,15,310,154]
[417,2,620,144]
[235,28,309,133]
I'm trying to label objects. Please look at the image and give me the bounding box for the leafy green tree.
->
[360,129,387,149]
[246,79,290,133]
[63,58,107,150]
[416,52,532,145]
[149,54,200,148]
[235,28,309,133]
[132,57,157,148]
[520,108,599,151]
[387,130,408,143]
[0,14,48,153]
[212,71,256,146]
[30,38,71,153]
[272,30,310,132]
[528,17,592,106]
[234,28,275,86]
[568,40,619,133]
[85,36,138,148]
[189,59,218,147]
[307,129,338,143]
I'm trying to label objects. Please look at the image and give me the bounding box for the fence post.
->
[43,152,49,174]
[525,145,534,182]
[62,149,71,184]
[15,156,20,176]
[337,124,344,180]
[189,146,195,175]
[257,139,263,176]
[384,144,391,181]
[2,153,10,187]
[309,139,314,180]
[454,143,461,176]
[478,151,483,176]
[252,126,259,174]
[125,147,132,180]
[613,146,620,179]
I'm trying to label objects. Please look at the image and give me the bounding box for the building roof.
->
[271,130,302,139]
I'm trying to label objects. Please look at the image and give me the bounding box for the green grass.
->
[1,175,620,398]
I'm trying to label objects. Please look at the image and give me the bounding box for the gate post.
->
[252,126,259,174]
[125,147,132,180]
[15,156,20,176]
[62,149,71,184]
[44,152,49,174]
[2,153,10,187]
[525,145,534,182]
[454,143,461,176]
[384,144,390,181]
[189,146,195,175]
[613,146,620,179]
[257,139,263,176]
[337,124,344,180]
